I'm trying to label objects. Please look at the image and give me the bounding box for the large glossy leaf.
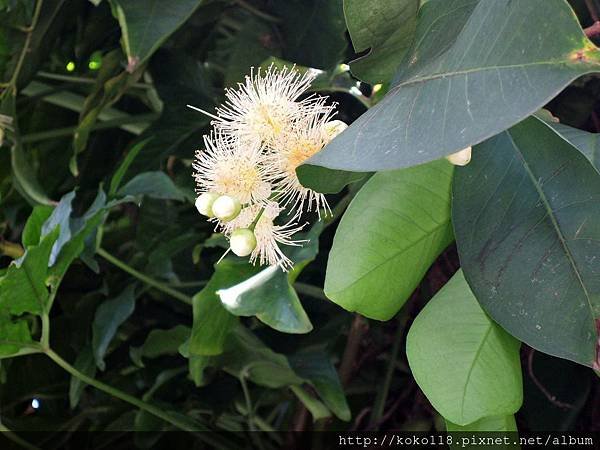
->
[453,116,600,367]
[300,0,600,173]
[109,0,202,70]
[324,159,454,320]
[406,271,523,425]
[545,121,600,172]
[343,0,419,84]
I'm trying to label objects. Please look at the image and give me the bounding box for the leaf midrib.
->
[391,60,587,94]
[506,131,596,323]
[328,220,451,296]
[460,323,492,422]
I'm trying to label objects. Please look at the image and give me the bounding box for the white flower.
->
[214,65,325,145]
[266,110,340,219]
[223,202,305,271]
[192,131,272,205]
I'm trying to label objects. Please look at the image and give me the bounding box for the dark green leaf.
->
[297,164,368,194]
[273,0,347,70]
[343,0,419,83]
[453,116,600,367]
[0,312,33,358]
[69,345,96,409]
[406,271,523,425]
[289,350,350,421]
[130,325,190,366]
[324,159,454,320]
[190,260,258,356]
[118,171,185,201]
[92,285,136,370]
[545,121,600,172]
[109,0,203,70]
[109,138,151,196]
[302,0,600,172]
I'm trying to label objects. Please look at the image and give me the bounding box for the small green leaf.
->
[92,285,136,371]
[69,345,97,409]
[218,266,312,334]
[343,0,419,83]
[190,260,259,356]
[406,271,523,426]
[21,205,52,247]
[453,116,600,367]
[289,350,351,421]
[130,325,190,366]
[0,226,59,315]
[324,159,454,320]
[118,171,185,201]
[109,138,151,196]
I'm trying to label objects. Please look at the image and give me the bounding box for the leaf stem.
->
[234,0,281,23]
[7,0,44,92]
[96,248,193,305]
[368,313,408,428]
[0,420,39,450]
[42,348,203,431]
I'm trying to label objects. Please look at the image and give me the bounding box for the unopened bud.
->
[324,120,348,141]
[446,147,472,166]
[195,192,219,217]
[230,228,257,257]
[212,195,242,221]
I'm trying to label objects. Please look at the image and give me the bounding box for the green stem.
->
[36,71,152,89]
[294,282,328,301]
[239,373,256,432]
[40,313,50,349]
[368,312,409,428]
[43,348,200,432]
[21,113,158,143]
[96,248,193,305]
[234,0,281,23]
[0,421,39,450]
[7,0,44,91]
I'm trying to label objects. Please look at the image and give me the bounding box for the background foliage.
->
[0,0,599,448]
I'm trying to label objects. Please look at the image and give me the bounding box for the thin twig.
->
[586,0,599,22]
[339,314,369,386]
[527,347,573,410]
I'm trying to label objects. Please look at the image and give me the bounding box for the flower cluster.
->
[192,65,347,270]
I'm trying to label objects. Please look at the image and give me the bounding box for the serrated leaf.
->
[343,0,419,84]
[324,159,454,320]
[453,116,600,367]
[406,271,523,425]
[301,0,600,173]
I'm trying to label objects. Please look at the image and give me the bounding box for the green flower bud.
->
[195,192,219,217]
[212,195,242,222]
[230,228,257,257]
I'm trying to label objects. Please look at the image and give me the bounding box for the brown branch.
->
[584,21,600,38]
[527,348,574,410]
[338,314,369,386]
